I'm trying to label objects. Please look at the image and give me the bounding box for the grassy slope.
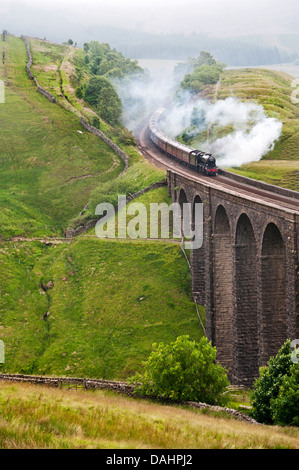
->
[0,36,203,380]
[0,231,203,380]
[0,382,299,449]
[0,35,127,238]
[28,36,166,230]
[217,68,299,189]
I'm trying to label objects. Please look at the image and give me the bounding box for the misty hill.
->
[1,4,297,66]
[5,25,296,66]
[2,0,299,66]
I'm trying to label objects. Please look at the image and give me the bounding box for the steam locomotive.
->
[149,108,218,176]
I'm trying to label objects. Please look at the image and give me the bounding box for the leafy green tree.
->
[68,39,73,45]
[84,76,109,106]
[75,86,83,99]
[129,335,230,406]
[271,364,299,426]
[84,76,122,125]
[181,64,223,93]
[250,340,293,424]
[92,116,100,129]
[83,42,90,53]
[97,86,122,126]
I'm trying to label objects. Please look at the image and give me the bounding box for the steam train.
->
[149,108,218,176]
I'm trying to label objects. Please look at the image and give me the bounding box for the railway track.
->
[135,121,299,215]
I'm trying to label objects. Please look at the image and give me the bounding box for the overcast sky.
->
[1,0,299,38]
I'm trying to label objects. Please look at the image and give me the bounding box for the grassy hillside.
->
[178,67,299,190]
[0,33,203,383]
[0,35,126,238]
[0,235,203,379]
[218,68,299,189]
[0,35,165,239]
[0,381,299,449]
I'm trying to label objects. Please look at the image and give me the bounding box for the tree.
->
[75,87,83,99]
[250,340,294,424]
[181,64,223,93]
[271,364,299,426]
[92,116,100,129]
[84,76,122,126]
[68,39,73,45]
[129,335,230,406]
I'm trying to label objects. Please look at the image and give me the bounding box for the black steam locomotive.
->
[149,108,218,176]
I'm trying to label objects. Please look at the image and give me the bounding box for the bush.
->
[271,365,299,426]
[250,340,295,424]
[129,335,230,406]
[84,76,122,126]
[180,64,224,93]
[75,87,83,99]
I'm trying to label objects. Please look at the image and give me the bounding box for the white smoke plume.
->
[162,95,283,167]
[114,63,282,167]
[113,62,178,133]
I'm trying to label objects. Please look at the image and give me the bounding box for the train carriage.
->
[149,108,218,176]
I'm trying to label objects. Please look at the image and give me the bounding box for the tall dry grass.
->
[0,382,299,449]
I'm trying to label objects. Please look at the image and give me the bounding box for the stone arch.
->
[191,195,205,305]
[261,222,286,365]
[178,188,188,205]
[213,205,233,376]
[178,188,188,239]
[234,213,258,384]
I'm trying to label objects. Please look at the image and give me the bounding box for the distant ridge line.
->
[0,372,259,424]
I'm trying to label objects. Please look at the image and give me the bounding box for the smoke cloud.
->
[115,64,282,168]
[161,95,283,167]
[113,61,179,132]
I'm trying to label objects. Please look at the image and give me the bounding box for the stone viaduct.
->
[167,168,299,386]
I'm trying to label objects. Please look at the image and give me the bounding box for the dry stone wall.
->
[0,373,258,424]
[21,35,56,103]
[80,118,129,170]
[64,180,167,238]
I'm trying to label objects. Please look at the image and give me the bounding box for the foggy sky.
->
[1,0,299,40]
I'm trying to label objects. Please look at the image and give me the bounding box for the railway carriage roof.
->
[149,109,195,155]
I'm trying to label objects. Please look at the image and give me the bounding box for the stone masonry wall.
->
[21,35,56,103]
[80,117,129,171]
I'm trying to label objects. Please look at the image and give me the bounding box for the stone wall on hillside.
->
[21,35,56,103]
[80,117,129,171]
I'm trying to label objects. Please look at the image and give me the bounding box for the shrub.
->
[75,87,83,99]
[271,365,299,426]
[129,335,230,406]
[250,340,294,424]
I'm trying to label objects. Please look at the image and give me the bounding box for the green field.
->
[0,35,203,381]
[0,35,165,239]
[0,235,204,379]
